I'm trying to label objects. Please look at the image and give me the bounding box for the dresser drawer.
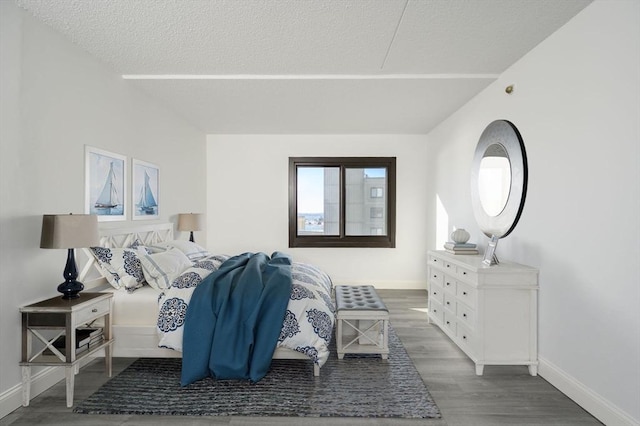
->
[428,255,442,268]
[429,284,444,305]
[456,281,477,308]
[443,275,456,294]
[443,292,456,313]
[455,266,477,282]
[457,302,476,329]
[429,269,444,286]
[457,322,476,353]
[442,260,456,273]
[443,311,457,334]
[429,299,444,324]
[74,299,110,326]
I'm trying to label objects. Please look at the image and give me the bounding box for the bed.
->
[78,223,334,378]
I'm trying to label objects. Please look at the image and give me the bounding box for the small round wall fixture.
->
[470,119,528,240]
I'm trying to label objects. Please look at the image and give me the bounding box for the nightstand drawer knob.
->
[92,308,98,313]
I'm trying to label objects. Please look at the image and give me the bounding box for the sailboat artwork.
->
[85,147,126,221]
[133,159,159,219]
[137,171,158,215]
[95,162,120,209]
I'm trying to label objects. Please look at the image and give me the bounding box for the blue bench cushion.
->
[335,285,388,311]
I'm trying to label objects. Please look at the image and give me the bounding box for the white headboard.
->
[79,222,174,289]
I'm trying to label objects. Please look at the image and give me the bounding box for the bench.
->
[335,285,389,359]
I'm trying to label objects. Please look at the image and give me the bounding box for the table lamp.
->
[178,213,203,242]
[40,214,99,299]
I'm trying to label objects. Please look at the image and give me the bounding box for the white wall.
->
[0,2,206,416]
[425,1,640,424]
[206,134,429,289]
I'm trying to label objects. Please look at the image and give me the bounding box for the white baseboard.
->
[0,366,64,419]
[539,356,639,426]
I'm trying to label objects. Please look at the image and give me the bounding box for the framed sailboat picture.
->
[85,146,127,221]
[132,159,159,220]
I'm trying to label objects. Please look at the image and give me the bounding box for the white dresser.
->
[427,250,539,375]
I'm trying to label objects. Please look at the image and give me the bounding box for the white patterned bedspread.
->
[156,254,335,368]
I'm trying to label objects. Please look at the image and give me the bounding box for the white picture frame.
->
[85,146,127,222]
[132,159,159,220]
[482,235,500,266]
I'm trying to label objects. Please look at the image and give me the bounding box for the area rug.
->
[74,326,441,418]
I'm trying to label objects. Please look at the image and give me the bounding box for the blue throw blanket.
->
[180,252,292,385]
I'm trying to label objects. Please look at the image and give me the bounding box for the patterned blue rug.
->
[74,326,441,418]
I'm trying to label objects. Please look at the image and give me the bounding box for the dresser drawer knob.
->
[446,301,450,305]
[463,271,467,275]
[92,308,98,313]
[446,282,450,286]
[463,291,467,296]
[463,313,467,318]
[462,335,467,340]
[446,321,450,325]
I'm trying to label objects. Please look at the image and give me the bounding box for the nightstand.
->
[20,292,114,408]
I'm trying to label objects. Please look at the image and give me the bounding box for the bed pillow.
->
[128,238,151,254]
[147,240,209,261]
[138,248,193,291]
[90,247,146,292]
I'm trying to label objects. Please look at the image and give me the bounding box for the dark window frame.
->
[289,157,396,248]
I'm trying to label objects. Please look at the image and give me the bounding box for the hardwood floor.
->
[1,289,602,426]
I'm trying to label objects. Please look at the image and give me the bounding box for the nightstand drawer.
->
[74,299,110,326]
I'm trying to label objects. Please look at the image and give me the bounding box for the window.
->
[370,207,383,219]
[289,157,396,248]
[370,187,383,198]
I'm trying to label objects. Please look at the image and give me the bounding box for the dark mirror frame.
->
[470,120,528,238]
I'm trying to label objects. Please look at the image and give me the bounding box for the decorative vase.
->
[450,228,471,244]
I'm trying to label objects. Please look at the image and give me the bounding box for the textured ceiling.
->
[15,0,592,134]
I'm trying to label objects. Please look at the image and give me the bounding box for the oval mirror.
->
[471,120,527,238]
[478,143,511,217]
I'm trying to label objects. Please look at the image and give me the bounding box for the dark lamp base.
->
[58,248,84,299]
[58,280,84,299]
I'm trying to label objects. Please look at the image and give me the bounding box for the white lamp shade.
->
[40,214,99,249]
[178,213,203,231]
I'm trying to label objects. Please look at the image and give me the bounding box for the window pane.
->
[345,168,387,236]
[296,167,339,236]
